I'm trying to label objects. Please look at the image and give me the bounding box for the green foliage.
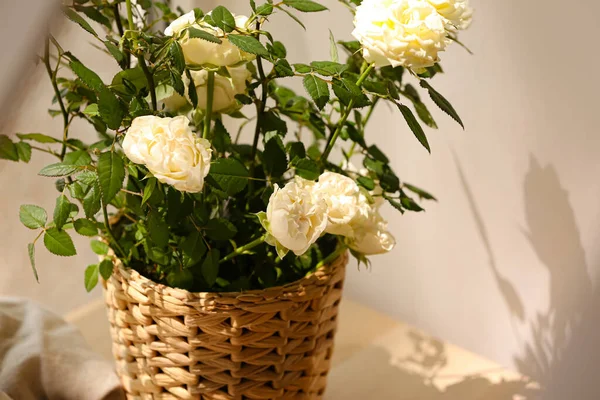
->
[6,0,467,291]
[44,228,77,257]
[20,205,47,230]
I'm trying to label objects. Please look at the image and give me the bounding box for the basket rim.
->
[111,250,348,300]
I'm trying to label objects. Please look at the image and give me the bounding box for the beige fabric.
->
[0,297,123,400]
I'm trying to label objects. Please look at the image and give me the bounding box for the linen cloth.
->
[0,297,123,400]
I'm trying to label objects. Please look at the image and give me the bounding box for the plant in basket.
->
[1,0,472,398]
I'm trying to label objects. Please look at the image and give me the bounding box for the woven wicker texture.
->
[102,252,348,400]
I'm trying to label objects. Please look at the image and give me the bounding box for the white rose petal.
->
[122,116,212,193]
[164,10,196,37]
[427,0,473,30]
[315,172,361,237]
[352,0,451,69]
[347,193,396,255]
[165,10,255,67]
[263,178,328,258]
[184,65,251,113]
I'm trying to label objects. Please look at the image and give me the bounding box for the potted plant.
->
[0,0,471,398]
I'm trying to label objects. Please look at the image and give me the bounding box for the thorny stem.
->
[249,20,268,194]
[320,63,374,165]
[138,55,157,111]
[102,200,126,259]
[203,70,216,139]
[220,235,267,264]
[43,37,69,160]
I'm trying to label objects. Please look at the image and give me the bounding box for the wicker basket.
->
[102,252,348,400]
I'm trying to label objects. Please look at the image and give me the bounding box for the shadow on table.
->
[326,330,537,400]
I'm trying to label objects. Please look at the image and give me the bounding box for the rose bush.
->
[2,0,471,292]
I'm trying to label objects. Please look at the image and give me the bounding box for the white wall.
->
[2,0,600,390]
[206,0,600,384]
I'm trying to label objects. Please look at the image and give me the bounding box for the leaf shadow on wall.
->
[456,154,600,399]
[326,330,535,399]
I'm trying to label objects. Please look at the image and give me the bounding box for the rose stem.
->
[220,234,267,264]
[320,63,375,165]
[203,70,215,139]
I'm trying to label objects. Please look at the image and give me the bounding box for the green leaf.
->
[97,151,125,204]
[28,243,38,282]
[170,42,185,74]
[74,218,98,236]
[39,163,80,177]
[367,145,389,163]
[98,88,124,130]
[90,239,109,255]
[283,0,328,12]
[142,177,156,205]
[332,77,371,108]
[111,67,147,95]
[104,41,125,65]
[69,59,104,92]
[53,195,72,230]
[20,205,47,230]
[83,104,99,117]
[83,181,102,218]
[186,69,199,108]
[205,218,237,241]
[414,102,438,129]
[404,183,437,201]
[287,142,306,161]
[0,135,18,161]
[44,228,77,257]
[310,61,347,76]
[187,27,222,44]
[201,249,221,286]
[256,3,274,16]
[303,75,329,110]
[167,269,194,290]
[294,63,312,73]
[64,8,97,36]
[147,210,169,247]
[15,142,32,163]
[400,196,425,212]
[182,231,208,265]
[227,35,269,57]
[397,103,430,153]
[84,264,99,292]
[263,137,288,178]
[211,5,236,32]
[99,259,114,280]
[208,158,250,196]
[294,158,320,180]
[274,59,294,78]
[329,30,339,62]
[420,80,464,128]
[363,157,385,175]
[64,150,92,166]
[357,176,375,190]
[16,133,60,144]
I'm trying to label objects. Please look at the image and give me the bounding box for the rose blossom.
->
[122,116,212,193]
[165,10,255,67]
[260,177,328,258]
[427,0,472,30]
[352,0,450,69]
[185,65,251,113]
[315,172,361,237]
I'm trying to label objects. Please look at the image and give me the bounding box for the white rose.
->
[165,11,255,67]
[122,116,212,193]
[260,178,328,258]
[427,0,472,30]
[352,0,451,69]
[184,65,251,113]
[315,172,361,237]
[154,85,189,112]
[347,193,396,255]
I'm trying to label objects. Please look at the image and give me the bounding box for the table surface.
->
[66,299,537,399]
